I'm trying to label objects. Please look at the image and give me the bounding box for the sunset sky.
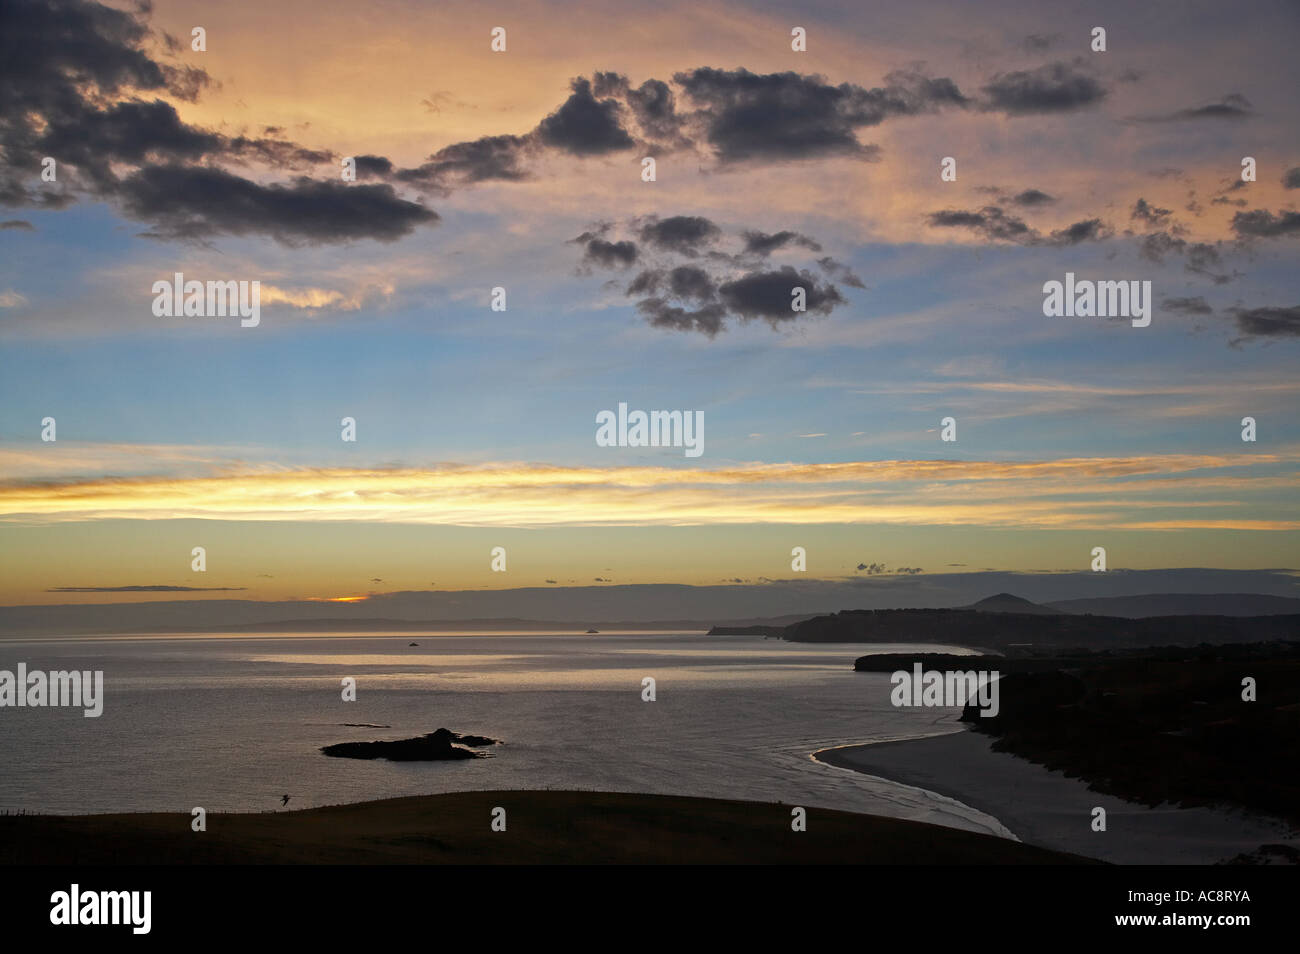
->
[1,0,1297,609]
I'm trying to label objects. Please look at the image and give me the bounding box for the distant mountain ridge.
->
[1046,593,1300,618]
[5,572,1295,636]
[782,603,1300,651]
[960,593,1066,615]
[960,592,1300,618]
[4,584,1297,637]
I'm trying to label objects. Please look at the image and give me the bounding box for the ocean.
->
[0,631,1007,835]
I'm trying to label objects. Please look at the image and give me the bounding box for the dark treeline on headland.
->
[855,642,1300,836]
[779,607,1300,652]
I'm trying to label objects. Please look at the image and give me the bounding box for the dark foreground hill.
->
[0,791,1091,865]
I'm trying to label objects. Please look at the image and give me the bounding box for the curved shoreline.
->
[809,727,1300,865]
[812,729,1023,842]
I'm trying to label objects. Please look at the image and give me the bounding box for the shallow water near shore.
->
[817,732,1299,864]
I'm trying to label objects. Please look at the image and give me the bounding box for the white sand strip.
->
[816,725,1298,864]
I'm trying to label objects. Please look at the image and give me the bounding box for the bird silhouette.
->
[281,794,290,807]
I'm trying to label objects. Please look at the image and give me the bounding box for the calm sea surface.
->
[0,632,1009,834]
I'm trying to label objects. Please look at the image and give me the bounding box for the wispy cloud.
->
[1,456,1294,531]
[47,585,246,592]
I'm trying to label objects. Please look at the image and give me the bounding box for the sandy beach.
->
[815,724,1299,864]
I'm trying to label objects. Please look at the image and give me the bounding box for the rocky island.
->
[321,727,500,761]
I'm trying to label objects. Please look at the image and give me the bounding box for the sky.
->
[0,0,1297,613]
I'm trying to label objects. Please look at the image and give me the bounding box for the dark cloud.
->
[571,222,612,243]
[927,206,1035,242]
[636,299,727,336]
[1131,198,1172,226]
[928,206,1108,246]
[590,72,627,98]
[352,155,394,179]
[593,72,687,146]
[0,0,439,245]
[0,0,181,123]
[667,265,716,302]
[115,165,438,244]
[742,229,822,256]
[1161,296,1213,316]
[1136,231,1235,282]
[1185,243,1234,284]
[1011,189,1056,207]
[637,215,722,254]
[980,61,1106,114]
[630,261,847,335]
[1232,209,1300,239]
[582,238,639,268]
[1138,231,1186,262]
[227,135,335,170]
[1139,232,1234,283]
[0,219,35,230]
[674,66,965,162]
[535,77,635,155]
[395,134,532,192]
[718,266,845,324]
[1284,168,1300,190]
[1137,93,1255,123]
[1230,304,1300,338]
[626,77,686,144]
[1046,218,1108,246]
[588,217,856,335]
[281,70,669,199]
[1,0,199,188]
[33,94,329,186]
[626,269,662,296]
[816,256,865,288]
[35,98,221,186]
